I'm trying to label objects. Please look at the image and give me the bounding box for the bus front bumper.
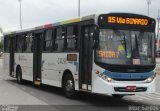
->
[92,77,155,95]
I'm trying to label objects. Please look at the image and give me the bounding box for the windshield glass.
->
[95,29,155,65]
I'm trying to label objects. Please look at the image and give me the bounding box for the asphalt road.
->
[0,58,160,111]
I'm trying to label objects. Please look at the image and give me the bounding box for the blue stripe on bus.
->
[102,70,154,80]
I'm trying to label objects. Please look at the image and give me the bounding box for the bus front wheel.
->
[63,74,76,99]
[16,67,23,84]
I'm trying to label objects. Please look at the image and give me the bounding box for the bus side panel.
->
[3,53,10,76]
[14,53,33,81]
[41,53,79,90]
[41,53,60,87]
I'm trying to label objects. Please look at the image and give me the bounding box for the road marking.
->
[135,95,152,100]
[154,92,160,96]
[147,94,160,98]
[140,94,155,100]
[125,93,160,101]
[129,97,143,100]
[148,94,160,100]
[124,95,143,101]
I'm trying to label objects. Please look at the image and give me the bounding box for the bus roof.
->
[4,14,98,35]
[4,12,155,36]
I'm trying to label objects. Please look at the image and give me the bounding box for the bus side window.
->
[24,33,34,53]
[22,34,27,52]
[15,36,18,52]
[16,34,24,53]
[54,27,65,52]
[43,29,53,52]
[66,25,78,51]
[4,36,10,53]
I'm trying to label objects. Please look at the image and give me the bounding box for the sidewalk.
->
[0,58,47,105]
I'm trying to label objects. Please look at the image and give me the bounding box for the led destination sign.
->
[98,13,156,31]
[107,16,149,26]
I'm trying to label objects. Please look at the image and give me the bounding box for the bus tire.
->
[16,67,23,84]
[112,94,124,98]
[63,74,76,99]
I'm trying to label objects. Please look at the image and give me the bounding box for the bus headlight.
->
[106,76,112,82]
[95,70,112,82]
[145,74,155,83]
[102,75,112,82]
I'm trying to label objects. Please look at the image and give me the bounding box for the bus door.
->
[79,21,94,90]
[33,31,43,85]
[9,36,15,77]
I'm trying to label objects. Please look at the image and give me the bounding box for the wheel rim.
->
[65,80,73,92]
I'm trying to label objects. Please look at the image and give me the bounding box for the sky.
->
[0,0,160,32]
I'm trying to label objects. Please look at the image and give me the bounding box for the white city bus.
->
[4,13,156,98]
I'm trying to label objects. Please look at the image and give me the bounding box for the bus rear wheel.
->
[63,74,76,99]
[16,67,23,84]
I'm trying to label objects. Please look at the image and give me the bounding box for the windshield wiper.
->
[122,32,127,52]
[134,34,140,58]
[135,34,139,51]
[114,30,127,51]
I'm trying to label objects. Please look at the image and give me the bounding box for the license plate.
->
[126,86,137,91]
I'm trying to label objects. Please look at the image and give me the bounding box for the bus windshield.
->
[95,29,155,65]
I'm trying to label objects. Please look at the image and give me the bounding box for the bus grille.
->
[108,66,154,73]
[114,87,147,92]
[113,79,146,81]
